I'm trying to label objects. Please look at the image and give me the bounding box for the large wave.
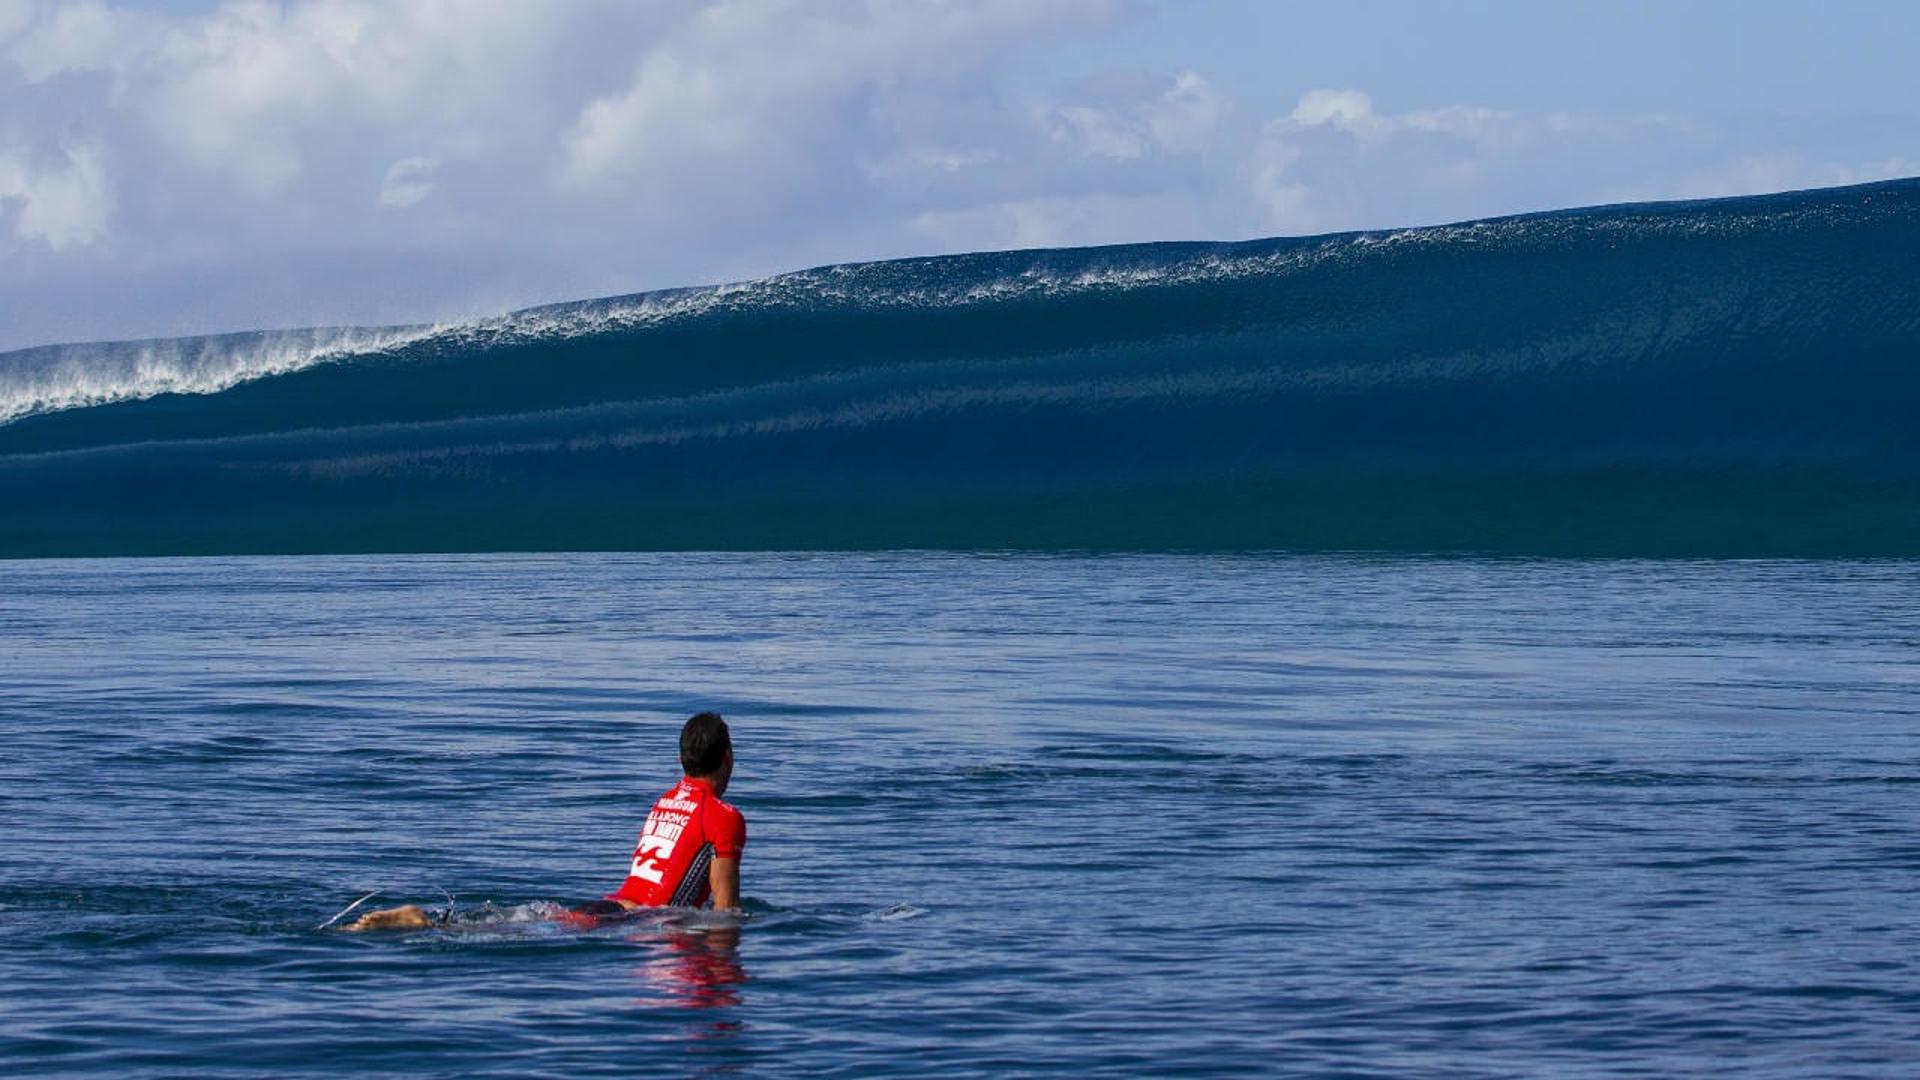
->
[3,179,1917,557]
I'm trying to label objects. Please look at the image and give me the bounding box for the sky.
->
[2,0,1917,351]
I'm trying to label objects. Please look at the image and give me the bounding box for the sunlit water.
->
[1,553,1916,1077]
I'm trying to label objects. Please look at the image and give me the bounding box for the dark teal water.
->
[4,178,1920,557]
[2,552,1916,1076]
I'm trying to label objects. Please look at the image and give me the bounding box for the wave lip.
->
[0,325,439,425]
[2,178,1919,557]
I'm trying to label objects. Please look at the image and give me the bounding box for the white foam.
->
[0,324,439,425]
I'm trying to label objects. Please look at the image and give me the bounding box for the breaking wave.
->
[2,178,1917,556]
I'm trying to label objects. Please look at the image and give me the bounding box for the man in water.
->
[345,711,745,930]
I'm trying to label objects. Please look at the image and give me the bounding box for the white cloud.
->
[379,156,436,208]
[1043,70,1225,161]
[1239,89,1919,236]
[0,0,34,44]
[1290,88,1373,129]
[144,3,385,191]
[860,146,1000,180]
[0,2,1913,352]
[0,143,115,250]
[558,0,1119,206]
[8,1,136,81]
[1142,72,1225,155]
[909,192,1211,252]
[1046,103,1150,161]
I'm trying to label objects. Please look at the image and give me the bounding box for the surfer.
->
[343,712,745,930]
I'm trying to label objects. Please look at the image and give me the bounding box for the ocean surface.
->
[2,551,1916,1077]
[4,178,1919,557]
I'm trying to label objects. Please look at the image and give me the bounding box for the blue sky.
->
[1058,1,1920,115]
[2,0,1916,350]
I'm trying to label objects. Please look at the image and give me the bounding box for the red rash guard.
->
[609,776,746,908]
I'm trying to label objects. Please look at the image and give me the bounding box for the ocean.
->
[2,552,1916,1077]
[3,177,1918,1075]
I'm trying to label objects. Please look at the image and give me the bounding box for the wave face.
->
[4,179,1919,557]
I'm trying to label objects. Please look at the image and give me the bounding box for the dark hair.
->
[680,712,731,776]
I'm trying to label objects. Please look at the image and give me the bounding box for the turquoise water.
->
[3,552,1916,1076]
[4,178,1920,557]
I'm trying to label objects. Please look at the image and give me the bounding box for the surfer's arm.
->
[709,856,740,911]
[343,904,435,931]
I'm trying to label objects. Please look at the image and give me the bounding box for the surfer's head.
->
[680,711,733,794]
